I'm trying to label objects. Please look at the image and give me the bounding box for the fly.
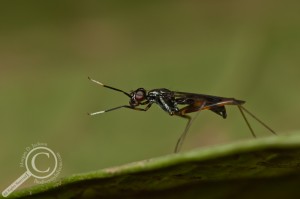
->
[88,77,276,153]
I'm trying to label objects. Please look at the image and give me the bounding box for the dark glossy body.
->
[145,88,245,118]
[88,77,276,153]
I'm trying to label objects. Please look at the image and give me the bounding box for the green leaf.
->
[7,134,300,199]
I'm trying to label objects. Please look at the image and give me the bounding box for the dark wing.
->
[173,91,228,118]
[173,91,227,105]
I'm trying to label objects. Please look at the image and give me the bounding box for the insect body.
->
[88,77,276,153]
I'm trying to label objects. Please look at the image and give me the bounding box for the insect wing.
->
[173,91,225,105]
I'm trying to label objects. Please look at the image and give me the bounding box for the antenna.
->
[88,77,131,98]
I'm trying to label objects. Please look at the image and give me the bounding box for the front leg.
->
[125,102,153,111]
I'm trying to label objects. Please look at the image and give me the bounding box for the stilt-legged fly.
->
[88,77,276,153]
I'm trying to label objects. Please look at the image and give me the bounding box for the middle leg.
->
[174,101,206,153]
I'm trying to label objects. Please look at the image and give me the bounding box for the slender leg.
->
[174,102,206,153]
[239,105,277,135]
[174,115,192,153]
[238,105,256,138]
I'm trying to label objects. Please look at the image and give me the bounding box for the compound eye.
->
[135,90,145,101]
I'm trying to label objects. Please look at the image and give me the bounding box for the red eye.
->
[135,90,145,101]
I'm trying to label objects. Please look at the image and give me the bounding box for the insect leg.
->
[174,101,206,153]
[237,105,256,138]
[131,103,153,111]
[238,105,277,135]
[174,114,192,153]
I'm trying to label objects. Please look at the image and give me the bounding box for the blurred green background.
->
[1,0,300,190]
